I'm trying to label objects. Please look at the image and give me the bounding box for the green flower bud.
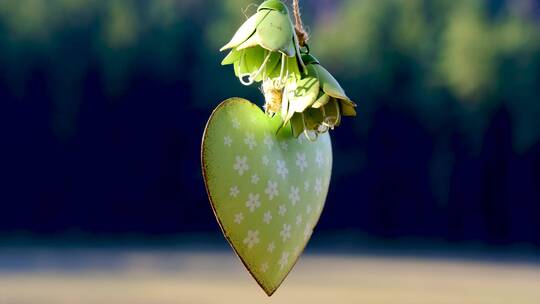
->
[282,53,357,139]
[220,0,302,90]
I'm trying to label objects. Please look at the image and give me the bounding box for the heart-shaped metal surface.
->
[201,98,332,295]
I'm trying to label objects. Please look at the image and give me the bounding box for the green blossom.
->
[220,0,302,94]
[282,54,357,138]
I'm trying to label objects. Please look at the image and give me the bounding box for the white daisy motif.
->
[263,211,272,224]
[265,180,279,200]
[245,193,261,212]
[230,186,240,197]
[244,132,257,150]
[315,150,324,168]
[267,242,275,253]
[304,224,312,240]
[251,174,260,185]
[261,262,269,273]
[224,135,233,147]
[278,205,287,216]
[280,224,292,242]
[296,215,303,226]
[263,134,274,150]
[232,117,241,129]
[280,142,288,151]
[276,160,289,179]
[234,213,244,224]
[315,178,323,196]
[304,180,310,192]
[306,205,312,214]
[234,156,249,176]
[278,252,290,269]
[296,153,308,172]
[262,155,270,166]
[289,186,300,206]
[243,230,260,249]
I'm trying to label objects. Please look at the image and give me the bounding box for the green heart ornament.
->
[201,98,332,295]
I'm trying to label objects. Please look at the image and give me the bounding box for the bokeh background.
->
[1,0,540,303]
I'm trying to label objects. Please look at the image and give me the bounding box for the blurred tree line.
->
[0,0,539,245]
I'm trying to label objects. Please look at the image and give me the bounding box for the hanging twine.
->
[292,0,309,47]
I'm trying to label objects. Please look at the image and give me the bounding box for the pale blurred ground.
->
[0,247,539,304]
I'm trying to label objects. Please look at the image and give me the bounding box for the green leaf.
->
[220,14,259,51]
[264,52,284,79]
[340,99,357,116]
[304,108,324,131]
[286,76,319,113]
[323,101,341,126]
[236,33,260,51]
[244,47,266,73]
[290,113,304,138]
[234,47,266,78]
[286,52,302,79]
[312,93,331,108]
[221,49,241,65]
[314,64,350,101]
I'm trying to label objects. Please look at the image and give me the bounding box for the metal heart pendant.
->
[201,98,332,295]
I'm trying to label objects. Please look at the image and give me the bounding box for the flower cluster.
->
[221,0,356,139]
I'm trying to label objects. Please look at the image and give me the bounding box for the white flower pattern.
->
[234,213,244,224]
[234,156,249,176]
[232,117,241,129]
[230,186,240,197]
[263,211,272,224]
[280,224,291,242]
[315,178,323,196]
[296,215,303,226]
[267,242,275,253]
[244,132,257,150]
[243,230,260,249]
[296,153,308,172]
[276,160,289,179]
[224,135,233,147]
[261,262,269,273]
[304,224,312,240]
[265,180,279,200]
[289,186,300,206]
[245,193,261,212]
[262,155,270,166]
[263,134,274,150]
[315,150,324,168]
[209,111,332,277]
[278,205,287,216]
[278,252,290,269]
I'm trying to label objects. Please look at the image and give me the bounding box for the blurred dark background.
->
[1,0,539,248]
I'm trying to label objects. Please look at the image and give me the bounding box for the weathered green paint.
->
[201,98,332,296]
